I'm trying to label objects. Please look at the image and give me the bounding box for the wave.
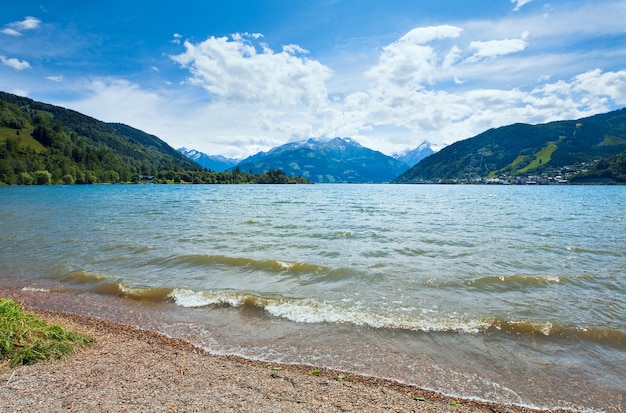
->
[169,288,493,333]
[168,289,626,347]
[144,254,331,275]
[51,271,626,347]
[56,271,172,302]
[466,274,563,291]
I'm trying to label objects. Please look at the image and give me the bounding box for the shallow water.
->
[1,184,624,411]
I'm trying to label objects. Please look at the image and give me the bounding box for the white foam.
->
[169,289,494,333]
[276,261,293,270]
[21,287,50,293]
[264,299,493,333]
[169,289,246,308]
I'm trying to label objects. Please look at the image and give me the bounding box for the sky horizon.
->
[1,0,625,159]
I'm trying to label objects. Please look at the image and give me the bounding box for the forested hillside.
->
[394,108,626,183]
[0,92,309,185]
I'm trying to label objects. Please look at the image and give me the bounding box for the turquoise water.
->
[1,184,624,411]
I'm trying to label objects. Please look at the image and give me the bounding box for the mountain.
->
[235,137,409,183]
[178,147,238,172]
[394,108,626,183]
[393,140,436,167]
[0,91,309,185]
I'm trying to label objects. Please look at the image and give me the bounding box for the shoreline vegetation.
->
[0,291,573,413]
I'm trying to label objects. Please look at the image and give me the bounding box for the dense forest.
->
[0,92,309,185]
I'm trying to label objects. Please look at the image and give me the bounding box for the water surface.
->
[1,184,624,411]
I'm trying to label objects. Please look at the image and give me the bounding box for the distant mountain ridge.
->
[235,137,409,183]
[392,140,435,167]
[395,108,626,183]
[178,147,239,172]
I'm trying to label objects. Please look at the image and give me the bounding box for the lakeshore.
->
[1,291,569,413]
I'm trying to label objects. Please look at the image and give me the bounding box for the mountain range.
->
[179,139,435,183]
[177,148,239,172]
[2,89,624,185]
[232,137,409,183]
[392,141,436,167]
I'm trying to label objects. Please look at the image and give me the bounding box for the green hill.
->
[0,92,309,185]
[394,108,626,183]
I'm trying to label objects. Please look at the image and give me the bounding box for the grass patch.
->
[517,141,557,174]
[0,298,93,369]
[0,125,45,153]
[488,154,529,178]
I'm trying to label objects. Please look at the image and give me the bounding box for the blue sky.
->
[1,0,625,158]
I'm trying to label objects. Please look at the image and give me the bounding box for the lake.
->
[1,184,624,411]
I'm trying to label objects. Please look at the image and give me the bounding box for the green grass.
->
[517,141,557,174]
[487,154,528,178]
[0,298,93,369]
[0,125,45,153]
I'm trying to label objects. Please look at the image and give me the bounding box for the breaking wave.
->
[168,288,626,346]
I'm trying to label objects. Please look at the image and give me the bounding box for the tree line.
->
[0,99,309,185]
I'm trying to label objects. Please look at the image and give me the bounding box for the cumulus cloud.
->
[365,25,463,90]
[336,20,625,151]
[572,69,626,103]
[2,16,41,36]
[171,33,332,108]
[0,56,31,70]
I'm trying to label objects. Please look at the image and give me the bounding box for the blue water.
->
[1,184,624,411]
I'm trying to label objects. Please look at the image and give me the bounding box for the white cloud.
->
[365,25,463,90]
[171,33,332,108]
[335,17,626,152]
[46,75,63,82]
[10,89,29,97]
[0,56,31,70]
[512,0,532,12]
[57,1,626,158]
[2,16,41,36]
[1,28,21,36]
[572,69,626,104]
[443,46,463,69]
[14,16,41,30]
[398,25,463,45]
[467,34,528,61]
[71,78,165,122]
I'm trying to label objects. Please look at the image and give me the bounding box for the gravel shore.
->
[1,296,570,412]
